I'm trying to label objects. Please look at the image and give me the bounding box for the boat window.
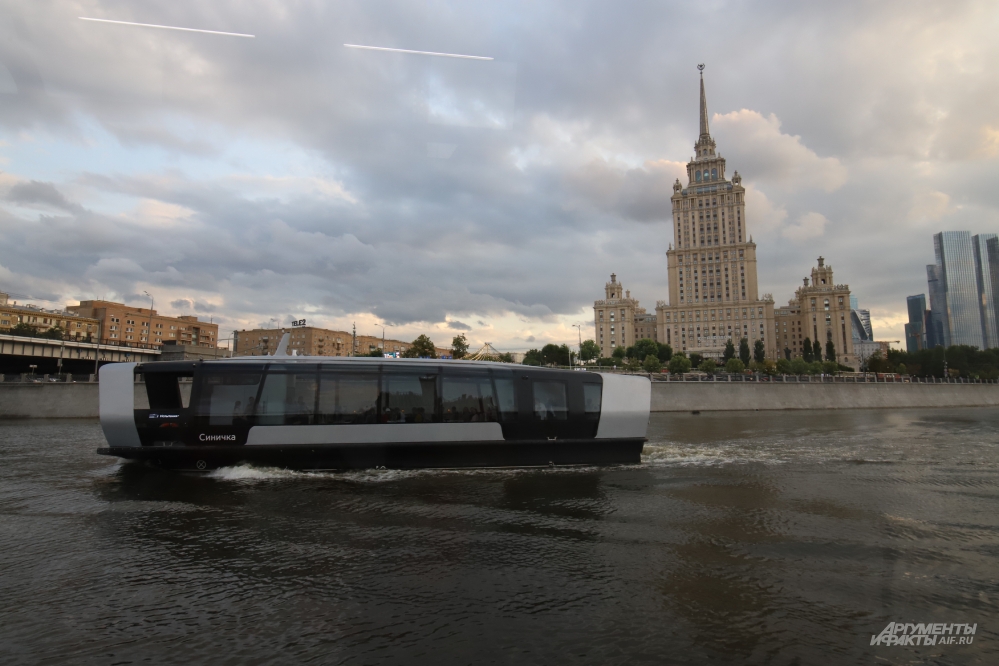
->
[494,376,517,420]
[533,381,568,421]
[583,383,601,420]
[197,371,265,426]
[442,373,497,422]
[143,372,193,410]
[256,372,319,425]
[382,371,439,423]
[317,370,380,424]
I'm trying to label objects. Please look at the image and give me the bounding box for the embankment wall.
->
[1,383,159,419]
[651,381,999,412]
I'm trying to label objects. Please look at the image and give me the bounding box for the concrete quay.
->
[651,380,999,412]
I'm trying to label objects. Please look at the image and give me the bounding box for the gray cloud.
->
[447,320,471,331]
[5,180,85,214]
[0,1,997,347]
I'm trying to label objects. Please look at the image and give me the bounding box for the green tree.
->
[668,354,692,374]
[808,361,824,375]
[753,339,765,363]
[522,349,543,366]
[789,358,808,375]
[725,358,745,373]
[10,323,36,337]
[825,340,836,362]
[689,352,703,367]
[739,337,750,365]
[643,354,663,373]
[451,333,469,359]
[822,360,838,375]
[723,339,736,363]
[40,326,65,340]
[802,338,814,362]
[866,351,889,373]
[401,334,438,358]
[775,358,791,374]
[368,348,384,357]
[579,339,600,362]
[698,358,717,374]
[760,359,778,376]
[657,342,673,362]
[612,346,626,360]
[541,343,562,366]
[632,338,659,362]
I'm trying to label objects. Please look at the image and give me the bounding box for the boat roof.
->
[136,355,582,373]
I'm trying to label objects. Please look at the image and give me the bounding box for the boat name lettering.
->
[199,433,237,442]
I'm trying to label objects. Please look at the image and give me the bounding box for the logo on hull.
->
[199,433,237,442]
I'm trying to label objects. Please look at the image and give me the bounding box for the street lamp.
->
[572,323,583,368]
[378,324,392,356]
[93,319,102,378]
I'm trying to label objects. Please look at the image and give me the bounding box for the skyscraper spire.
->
[698,64,710,139]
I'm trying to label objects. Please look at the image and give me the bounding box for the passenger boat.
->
[97,340,651,471]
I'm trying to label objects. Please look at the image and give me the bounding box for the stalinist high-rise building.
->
[654,67,776,359]
[594,67,861,366]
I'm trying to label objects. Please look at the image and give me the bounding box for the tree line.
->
[866,345,999,380]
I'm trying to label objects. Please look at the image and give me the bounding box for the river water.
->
[1,409,996,665]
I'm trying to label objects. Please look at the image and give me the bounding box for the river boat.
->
[97,345,651,471]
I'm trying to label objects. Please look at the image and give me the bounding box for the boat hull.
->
[97,438,645,472]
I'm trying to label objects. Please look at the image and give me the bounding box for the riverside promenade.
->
[2,374,999,418]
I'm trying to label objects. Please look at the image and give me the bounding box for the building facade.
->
[654,70,776,360]
[592,274,657,358]
[234,326,450,358]
[0,298,100,341]
[68,300,218,348]
[773,258,855,365]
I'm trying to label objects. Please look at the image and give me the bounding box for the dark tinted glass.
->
[317,369,380,424]
[196,371,264,426]
[256,371,319,425]
[383,370,439,423]
[533,381,568,421]
[583,384,603,421]
[583,383,601,416]
[145,373,185,410]
[442,372,496,422]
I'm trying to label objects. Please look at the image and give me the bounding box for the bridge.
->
[0,333,161,374]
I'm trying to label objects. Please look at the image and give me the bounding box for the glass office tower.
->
[905,294,927,352]
[926,264,948,348]
[973,233,999,348]
[934,231,984,348]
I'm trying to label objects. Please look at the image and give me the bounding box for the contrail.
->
[344,44,492,60]
[79,17,255,38]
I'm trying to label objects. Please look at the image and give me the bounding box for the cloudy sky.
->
[1,1,997,351]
